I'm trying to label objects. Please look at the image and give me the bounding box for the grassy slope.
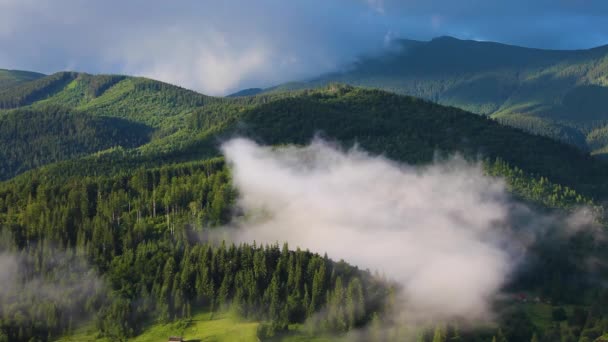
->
[55,311,338,342]
[131,312,258,342]
[264,36,608,152]
[30,73,215,128]
[55,304,570,342]
[55,312,258,342]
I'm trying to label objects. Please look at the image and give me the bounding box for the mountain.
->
[0,68,44,90]
[0,71,221,179]
[0,73,606,201]
[265,36,608,154]
[0,71,214,126]
[1,72,608,341]
[227,87,264,97]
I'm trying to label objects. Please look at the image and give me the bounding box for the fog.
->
[221,138,596,324]
[0,246,105,325]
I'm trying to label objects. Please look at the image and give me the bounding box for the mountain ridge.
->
[255,36,608,154]
[0,68,45,90]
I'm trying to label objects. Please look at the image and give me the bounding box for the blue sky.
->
[1,0,606,95]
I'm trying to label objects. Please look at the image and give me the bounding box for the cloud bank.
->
[1,0,607,95]
[221,138,531,323]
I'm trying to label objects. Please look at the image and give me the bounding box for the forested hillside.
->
[1,72,608,341]
[0,75,605,209]
[0,69,44,90]
[0,106,152,180]
[263,36,608,155]
[0,160,391,341]
[0,72,222,178]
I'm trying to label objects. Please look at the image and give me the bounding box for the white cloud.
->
[222,138,522,323]
[110,28,272,95]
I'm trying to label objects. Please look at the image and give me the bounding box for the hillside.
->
[2,80,606,202]
[265,36,608,154]
[0,71,215,126]
[0,72,222,178]
[0,68,44,90]
[0,106,152,180]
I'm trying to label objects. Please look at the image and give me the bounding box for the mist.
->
[0,245,106,328]
[220,138,596,324]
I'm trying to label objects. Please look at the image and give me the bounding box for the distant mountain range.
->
[235,36,608,154]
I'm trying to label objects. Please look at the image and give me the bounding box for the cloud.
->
[0,0,607,95]
[220,138,604,324]
[221,138,526,323]
[0,246,106,327]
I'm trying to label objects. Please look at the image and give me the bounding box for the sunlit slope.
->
[0,71,215,127]
[0,71,219,179]
[55,311,337,342]
[10,85,607,204]
[2,70,606,201]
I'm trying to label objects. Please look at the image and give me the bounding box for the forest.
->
[265,36,608,156]
[0,72,608,341]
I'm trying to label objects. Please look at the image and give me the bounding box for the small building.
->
[168,337,183,342]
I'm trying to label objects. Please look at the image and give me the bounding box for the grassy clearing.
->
[54,323,110,342]
[54,311,258,342]
[131,311,258,342]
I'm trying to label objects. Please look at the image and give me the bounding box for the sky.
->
[1,0,607,95]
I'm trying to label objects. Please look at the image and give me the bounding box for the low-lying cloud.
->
[220,138,598,324]
[222,138,521,322]
[0,246,106,327]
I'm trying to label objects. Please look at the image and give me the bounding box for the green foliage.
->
[86,75,127,98]
[227,85,608,200]
[0,105,153,180]
[265,36,608,152]
[0,69,44,90]
[0,72,77,108]
[587,125,608,152]
[0,160,389,341]
[493,114,589,151]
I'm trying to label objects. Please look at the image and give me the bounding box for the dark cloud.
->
[0,0,606,95]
